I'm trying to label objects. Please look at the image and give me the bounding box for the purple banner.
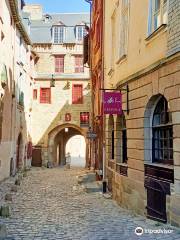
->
[103,91,122,115]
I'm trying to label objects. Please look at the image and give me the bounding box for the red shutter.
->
[33,89,37,100]
[80,112,89,125]
[72,84,83,104]
[40,88,51,103]
[55,56,64,73]
[75,56,84,73]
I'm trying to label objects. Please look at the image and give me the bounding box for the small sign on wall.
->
[65,113,71,121]
[103,91,122,115]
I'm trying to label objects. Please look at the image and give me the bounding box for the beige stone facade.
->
[28,10,91,167]
[103,0,180,226]
[0,0,35,181]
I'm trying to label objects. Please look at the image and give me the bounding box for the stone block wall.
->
[167,0,180,56]
[105,56,180,226]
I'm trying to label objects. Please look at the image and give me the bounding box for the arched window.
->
[116,114,127,163]
[152,96,173,165]
[108,115,114,160]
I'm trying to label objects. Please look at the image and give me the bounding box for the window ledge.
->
[145,24,167,42]
[144,162,173,170]
[116,162,128,166]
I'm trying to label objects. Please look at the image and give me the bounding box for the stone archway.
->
[48,124,88,167]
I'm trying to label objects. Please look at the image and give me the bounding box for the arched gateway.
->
[48,124,88,167]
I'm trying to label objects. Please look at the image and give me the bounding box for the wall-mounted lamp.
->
[63,81,70,90]
[50,74,55,87]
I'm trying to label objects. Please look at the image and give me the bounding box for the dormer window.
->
[53,26,65,44]
[76,26,86,42]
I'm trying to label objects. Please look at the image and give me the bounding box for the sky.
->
[25,0,90,13]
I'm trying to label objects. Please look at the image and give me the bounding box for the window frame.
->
[148,0,168,35]
[74,55,84,73]
[118,0,130,61]
[40,88,51,104]
[54,55,64,73]
[116,114,128,164]
[76,25,86,42]
[80,112,90,127]
[72,84,83,104]
[152,97,173,165]
[53,26,65,44]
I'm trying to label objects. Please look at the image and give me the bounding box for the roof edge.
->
[9,0,32,45]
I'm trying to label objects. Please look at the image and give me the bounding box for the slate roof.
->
[30,13,90,44]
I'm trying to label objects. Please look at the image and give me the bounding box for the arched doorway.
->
[66,135,86,167]
[16,133,23,169]
[48,124,88,167]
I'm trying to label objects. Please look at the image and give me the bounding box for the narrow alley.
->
[0,167,179,240]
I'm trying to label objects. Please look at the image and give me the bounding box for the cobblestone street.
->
[0,167,180,240]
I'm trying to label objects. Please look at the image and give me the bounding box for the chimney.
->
[23,4,43,20]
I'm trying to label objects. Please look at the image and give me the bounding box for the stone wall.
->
[105,55,180,226]
[167,0,180,57]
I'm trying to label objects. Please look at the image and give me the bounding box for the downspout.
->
[102,0,106,182]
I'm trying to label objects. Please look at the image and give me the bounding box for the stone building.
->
[24,5,91,167]
[89,0,104,172]
[100,0,180,226]
[0,0,35,181]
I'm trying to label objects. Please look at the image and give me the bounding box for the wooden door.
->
[32,147,42,167]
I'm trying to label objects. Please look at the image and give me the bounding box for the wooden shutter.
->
[55,56,64,73]
[72,84,83,104]
[40,88,51,104]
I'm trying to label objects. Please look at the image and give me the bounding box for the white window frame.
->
[76,26,86,42]
[118,0,130,61]
[53,26,65,44]
[148,0,168,35]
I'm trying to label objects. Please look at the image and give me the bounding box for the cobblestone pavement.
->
[0,167,180,240]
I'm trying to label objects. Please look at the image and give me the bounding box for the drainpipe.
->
[101,0,107,191]
[84,0,93,169]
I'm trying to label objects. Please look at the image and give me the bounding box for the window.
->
[33,89,37,100]
[148,0,168,35]
[53,26,65,44]
[55,55,64,73]
[152,97,173,165]
[75,56,84,73]
[76,26,86,41]
[40,88,51,104]
[119,0,129,59]
[80,112,89,127]
[111,13,115,67]
[116,114,127,164]
[108,115,115,161]
[72,84,83,104]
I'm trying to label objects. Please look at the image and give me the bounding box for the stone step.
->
[83,181,102,193]
[77,172,96,184]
